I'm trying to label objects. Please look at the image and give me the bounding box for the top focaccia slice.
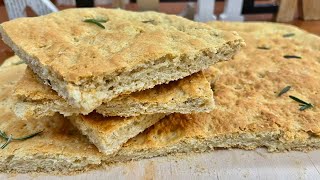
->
[0,8,244,111]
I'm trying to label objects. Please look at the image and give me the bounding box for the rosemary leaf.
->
[289,95,310,105]
[289,95,313,111]
[0,130,43,149]
[282,33,295,38]
[278,86,291,97]
[257,46,270,50]
[283,55,301,59]
[0,130,8,139]
[1,135,12,149]
[12,131,43,141]
[83,18,107,29]
[299,104,313,111]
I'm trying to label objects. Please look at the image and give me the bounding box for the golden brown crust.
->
[0,8,244,111]
[0,62,102,174]
[69,113,166,155]
[117,22,320,155]
[0,8,242,83]
[15,67,60,101]
[206,22,320,135]
[96,71,214,116]
[1,22,319,174]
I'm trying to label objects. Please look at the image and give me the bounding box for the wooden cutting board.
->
[1,149,319,179]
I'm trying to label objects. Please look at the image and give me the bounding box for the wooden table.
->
[0,149,319,179]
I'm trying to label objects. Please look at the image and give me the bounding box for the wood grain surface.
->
[302,0,320,20]
[276,0,298,22]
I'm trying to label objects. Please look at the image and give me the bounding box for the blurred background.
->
[0,0,319,64]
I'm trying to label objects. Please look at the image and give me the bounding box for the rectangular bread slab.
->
[0,8,244,112]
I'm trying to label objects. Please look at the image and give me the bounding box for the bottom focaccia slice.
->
[0,62,103,174]
[14,65,214,119]
[1,22,320,174]
[68,113,165,155]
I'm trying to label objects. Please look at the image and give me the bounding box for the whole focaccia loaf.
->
[1,22,319,174]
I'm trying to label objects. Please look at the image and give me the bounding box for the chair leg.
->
[4,0,58,20]
[137,0,159,11]
[276,0,298,22]
[194,0,216,22]
[302,0,320,20]
[112,0,126,9]
[179,2,196,20]
[219,0,244,21]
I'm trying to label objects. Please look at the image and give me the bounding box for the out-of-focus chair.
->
[4,0,58,20]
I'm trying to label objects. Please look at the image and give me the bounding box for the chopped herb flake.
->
[278,86,291,97]
[282,33,295,38]
[83,18,107,29]
[289,95,313,111]
[299,104,313,111]
[0,130,43,149]
[257,46,270,50]
[284,55,301,59]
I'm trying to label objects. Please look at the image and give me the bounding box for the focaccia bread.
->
[0,59,165,157]
[0,8,244,112]
[114,22,320,161]
[68,113,165,155]
[14,65,214,119]
[1,22,319,174]
[0,62,103,174]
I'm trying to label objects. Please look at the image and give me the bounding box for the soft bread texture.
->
[0,62,103,174]
[8,65,167,156]
[14,65,214,118]
[1,22,320,174]
[0,8,245,111]
[0,58,163,167]
[68,113,166,155]
[113,22,320,161]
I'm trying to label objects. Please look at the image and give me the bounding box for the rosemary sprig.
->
[289,95,313,111]
[1,135,12,149]
[257,46,270,50]
[299,104,313,111]
[278,86,291,97]
[0,130,43,149]
[83,18,107,29]
[282,33,295,38]
[283,55,302,59]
